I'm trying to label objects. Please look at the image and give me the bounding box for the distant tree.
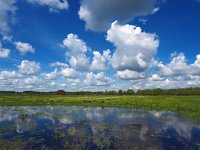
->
[55,90,66,95]
[152,88,163,95]
[107,90,117,95]
[1,87,200,96]
[126,89,135,95]
[118,89,123,95]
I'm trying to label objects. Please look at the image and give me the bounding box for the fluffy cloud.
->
[63,34,87,53]
[157,53,200,77]
[107,21,159,72]
[0,0,17,35]
[0,48,10,58]
[79,0,157,31]
[67,78,80,86]
[117,70,146,80]
[186,75,200,87]
[84,72,114,86]
[68,55,89,71]
[0,70,22,90]
[50,62,68,68]
[63,33,89,70]
[27,0,68,12]
[149,74,165,81]
[190,54,200,75]
[60,68,77,78]
[0,71,22,80]
[128,53,200,90]
[24,76,41,85]
[0,42,10,58]
[15,41,35,55]
[44,69,57,80]
[18,60,40,75]
[157,53,188,77]
[90,49,111,71]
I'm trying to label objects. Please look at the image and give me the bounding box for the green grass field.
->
[0,95,200,123]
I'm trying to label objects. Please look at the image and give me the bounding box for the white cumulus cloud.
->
[117,69,146,80]
[27,0,68,12]
[90,49,111,71]
[0,71,22,79]
[44,69,57,80]
[0,48,10,58]
[149,74,165,81]
[60,68,77,78]
[67,78,80,86]
[0,40,10,58]
[63,33,89,70]
[84,72,114,86]
[107,21,159,72]
[24,76,41,85]
[18,60,40,75]
[15,41,35,55]
[157,53,200,77]
[130,52,200,90]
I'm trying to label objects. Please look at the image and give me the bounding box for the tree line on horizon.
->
[1,87,200,96]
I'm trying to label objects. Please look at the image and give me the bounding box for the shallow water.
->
[0,106,200,150]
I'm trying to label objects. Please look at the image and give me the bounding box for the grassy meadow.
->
[0,95,200,123]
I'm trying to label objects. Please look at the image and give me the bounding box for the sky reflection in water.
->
[0,106,200,150]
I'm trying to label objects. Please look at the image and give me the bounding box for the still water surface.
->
[0,106,200,150]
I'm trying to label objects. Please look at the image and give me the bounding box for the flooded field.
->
[0,106,200,149]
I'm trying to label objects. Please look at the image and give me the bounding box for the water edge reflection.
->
[0,106,200,149]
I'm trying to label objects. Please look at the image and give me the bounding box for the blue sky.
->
[0,0,200,91]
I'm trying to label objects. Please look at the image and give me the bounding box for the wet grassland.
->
[0,95,200,123]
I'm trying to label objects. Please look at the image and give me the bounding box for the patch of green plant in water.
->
[0,137,25,150]
[67,127,77,136]
[96,123,112,132]
[93,137,110,149]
